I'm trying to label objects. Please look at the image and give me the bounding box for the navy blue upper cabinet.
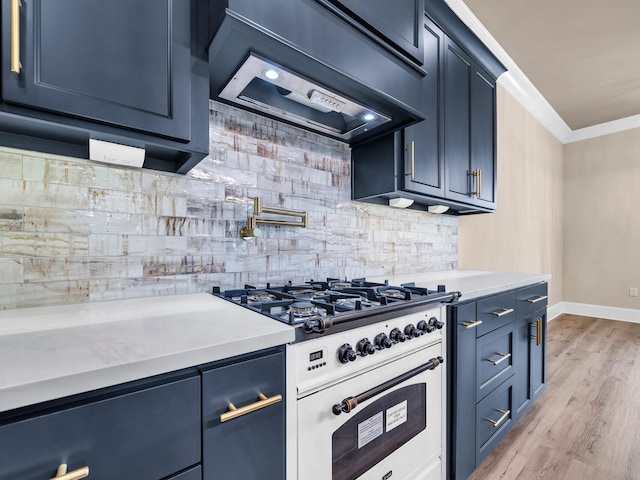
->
[321,0,425,64]
[402,16,444,197]
[443,37,498,209]
[0,0,209,173]
[3,0,190,141]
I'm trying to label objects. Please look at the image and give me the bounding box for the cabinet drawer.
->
[476,377,513,466]
[0,376,201,480]
[517,282,548,317]
[476,291,517,337]
[477,323,514,402]
[202,350,285,480]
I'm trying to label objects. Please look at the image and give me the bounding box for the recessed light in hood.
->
[219,53,391,141]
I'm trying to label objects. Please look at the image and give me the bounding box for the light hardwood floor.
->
[468,314,640,480]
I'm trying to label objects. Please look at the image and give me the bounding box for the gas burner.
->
[335,297,372,308]
[379,288,406,299]
[247,293,278,302]
[331,282,353,290]
[290,302,318,317]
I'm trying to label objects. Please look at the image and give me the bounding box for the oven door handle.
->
[332,356,444,415]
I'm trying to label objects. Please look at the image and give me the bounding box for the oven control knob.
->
[428,317,445,329]
[390,328,406,343]
[417,320,436,334]
[404,324,422,338]
[338,344,357,364]
[356,338,376,356]
[374,333,393,350]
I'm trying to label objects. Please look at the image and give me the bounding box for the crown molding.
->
[444,0,640,144]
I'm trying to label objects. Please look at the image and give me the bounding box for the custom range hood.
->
[207,0,426,145]
[219,53,391,141]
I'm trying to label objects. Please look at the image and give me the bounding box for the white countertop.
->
[0,293,294,413]
[368,270,550,301]
[0,270,549,413]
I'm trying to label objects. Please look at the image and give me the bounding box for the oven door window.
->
[332,384,426,480]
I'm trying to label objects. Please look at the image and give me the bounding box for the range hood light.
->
[263,68,280,81]
[362,112,376,122]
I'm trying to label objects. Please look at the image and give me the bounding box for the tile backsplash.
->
[0,101,457,310]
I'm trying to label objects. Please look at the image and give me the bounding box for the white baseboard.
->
[547,301,640,324]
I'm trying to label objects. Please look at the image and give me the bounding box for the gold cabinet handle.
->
[461,320,482,329]
[530,318,543,346]
[527,295,548,304]
[486,409,510,428]
[470,169,480,196]
[10,0,22,74]
[478,168,482,198]
[50,464,89,480]
[220,393,282,423]
[488,353,511,365]
[405,141,415,179]
[491,307,514,317]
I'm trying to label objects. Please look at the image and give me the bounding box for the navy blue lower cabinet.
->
[529,308,547,403]
[448,300,478,480]
[201,349,286,480]
[0,375,202,480]
[448,283,547,479]
[512,315,532,421]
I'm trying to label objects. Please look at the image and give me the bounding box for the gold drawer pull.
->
[527,295,548,304]
[491,307,514,317]
[220,393,282,423]
[486,409,510,428]
[10,0,22,74]
[461,320,482,329]
[50,464,89,480]
[488,353,511,365]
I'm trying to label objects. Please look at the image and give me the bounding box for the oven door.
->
[298,343,443,480]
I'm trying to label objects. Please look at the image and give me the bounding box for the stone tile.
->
[23,208,143,235]
[88,234,188,257]
[89,277,178,302]
[142,255,225,277]
[22,256,142,282]
[0,281,90,309]
[22,155,142,192]
[0,151,23,180]
[89,189,144,214]
[0,232,88,257]
[0,258,23,284]
[0,179,89,209]
[0,207,23,232]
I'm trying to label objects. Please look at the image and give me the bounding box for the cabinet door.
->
[443,38,473,204]
[202,350,285,480]
[402,16,444,197]
[470,65,497,208]
[449,301,478,480]
[327,0,425,64]
[530,310,547,402]
[2,0,191,141]
[0,376,201,480]
[512,316,532,420]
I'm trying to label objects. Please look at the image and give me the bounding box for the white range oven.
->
[291,305,448,480]
[211,277,458,480]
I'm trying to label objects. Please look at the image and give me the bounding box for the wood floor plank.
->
[467,315,640,480]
